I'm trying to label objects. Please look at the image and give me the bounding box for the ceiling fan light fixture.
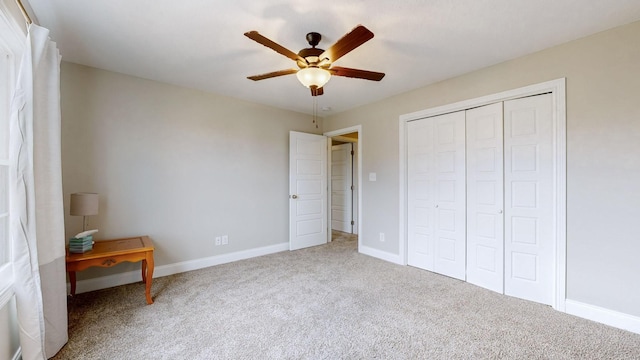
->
[296,67,331,88]
[245,25,384,96]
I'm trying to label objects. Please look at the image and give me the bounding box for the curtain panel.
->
[10,23,66,360]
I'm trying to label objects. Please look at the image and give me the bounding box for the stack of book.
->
[69,235,94,253]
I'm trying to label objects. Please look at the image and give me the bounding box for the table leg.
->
[69,271,76,296]
[141,260,147,283]
[144,251,154,304]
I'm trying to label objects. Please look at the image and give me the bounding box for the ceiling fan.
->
[244,25,385,96]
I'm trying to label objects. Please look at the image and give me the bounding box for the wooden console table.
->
[66,236,155,304]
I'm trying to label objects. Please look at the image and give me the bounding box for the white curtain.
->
[10,23,66,360]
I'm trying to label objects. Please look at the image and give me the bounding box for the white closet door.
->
[407,118,435,271]
[433,112,466,280]
[503,94,554,305]
[408,111,466,278]
[466,103,504,292]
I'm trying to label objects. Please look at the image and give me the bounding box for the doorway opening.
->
[324,126,362,248]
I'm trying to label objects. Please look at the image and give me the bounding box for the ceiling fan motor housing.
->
[297,32,325,68]
[306,32,322,47]
[297,47,325,68]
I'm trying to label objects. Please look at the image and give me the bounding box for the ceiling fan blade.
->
[329,66,385,81]
[310,86,324,97]
[245,31,306,63]
[247,69,298,81]
[319,25,374,63]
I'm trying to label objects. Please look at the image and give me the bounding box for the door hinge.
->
[350,150,354,155]
[350,185,354,190]
[351,220,355,225]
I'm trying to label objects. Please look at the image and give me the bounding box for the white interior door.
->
[408,111,466,280]
[433,112,466,280]
[331,143,353,233]
[289,131,328,250]
[466,103,505,293]
[503,94,554,305]
[407,118,435,271]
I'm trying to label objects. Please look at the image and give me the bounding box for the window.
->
[0,1,25,302]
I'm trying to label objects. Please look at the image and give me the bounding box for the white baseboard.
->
[565,299,640,335]
[71,242,289,294]
[359,245,403,265]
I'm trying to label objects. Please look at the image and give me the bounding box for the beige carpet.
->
[53,231,640,359]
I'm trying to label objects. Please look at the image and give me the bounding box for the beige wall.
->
[61,62,318,279]
[59,20,640,320]
[324,21,640,317]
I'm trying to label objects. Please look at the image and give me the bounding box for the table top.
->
[66,236,153,262]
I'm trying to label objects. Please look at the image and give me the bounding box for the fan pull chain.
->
[313,96,319,128]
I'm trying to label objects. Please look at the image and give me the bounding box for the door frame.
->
[324,125,362,250]
[330,142,355,234]
[398,78,566,311]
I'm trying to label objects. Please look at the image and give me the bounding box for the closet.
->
[407,93,554,306]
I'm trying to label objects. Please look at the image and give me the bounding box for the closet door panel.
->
[433,112,466,280]
[504,93,554,306]
[466,103,504,293]
[407,119,435,270]
[408,111,466,279]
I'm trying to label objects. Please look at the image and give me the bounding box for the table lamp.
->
[70,192,99,231]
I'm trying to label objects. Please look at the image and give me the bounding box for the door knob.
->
[498,209,503,214]
[435,204,439,208]
[291,195,298,199]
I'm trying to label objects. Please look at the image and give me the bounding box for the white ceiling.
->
[25,0,640,116]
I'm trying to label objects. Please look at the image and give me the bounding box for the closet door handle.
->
[498,209,503,214]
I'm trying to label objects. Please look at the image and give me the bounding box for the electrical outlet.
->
[379,232,385,242]
[215,236,221,246]
[221,235,228,245]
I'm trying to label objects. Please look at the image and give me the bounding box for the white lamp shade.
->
[296,67,331,88]
[70,193,99,216]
